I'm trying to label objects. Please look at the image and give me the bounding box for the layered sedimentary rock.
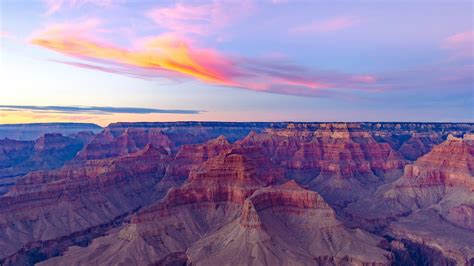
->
[346,134,474,264]
[397,132,445,161]
[0,139,34,170]
[239,123,408,206]
[0,143,171,261]
[41,146,391,265]
[106,122,270,148]
[0,133,94,194]
[369,122,472,160]
[0,122,473,265]
[156,135,233,193]
[76,127,172,160]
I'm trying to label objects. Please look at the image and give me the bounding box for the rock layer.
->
[239,123,408,206]
[41,149,391,265]
[0,144,171,260]
[346,134,474,264]
[0,122,472,265]
[0,133,94,194]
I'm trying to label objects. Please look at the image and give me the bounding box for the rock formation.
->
[0,133,94,194]
[239,123,408,206]
[346,133,474,264]
[40,147,391,265]
[0,143,171,261]
[0,122,472,265]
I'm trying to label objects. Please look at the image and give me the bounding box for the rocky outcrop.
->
[0,143,171,260]
[40,152,391,265]
[345,134,474,263]
[239,123,408,206]
[0,139,34,170]
[76,127,172,160]
[397,132,445,161]
[156,135,233,193]
[1,122,473,265]
[0,133,94,194]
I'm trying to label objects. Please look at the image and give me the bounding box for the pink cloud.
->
[291,16,360,33]
[31,20,238,85]
[31,19,381,98]
[443,30,474,58]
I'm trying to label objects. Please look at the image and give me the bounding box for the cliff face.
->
[0,143,171,260]
[40,145,391,265]
[75,127,172,160]
[238,123,408,206]
[156,135,234,193]
[346,134,474,264]
[0,122,472,265]
[397,132,445,160]
[0,133,94,194]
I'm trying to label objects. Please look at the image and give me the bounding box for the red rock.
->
[396,134,474,190]
[345,134,474,263]
[0,144,171,259]
[156,135,233,192]
[398,132,445,160]
[76,127,172,160]
[40,164,391,265]
[1,122,472,265]
[239,123,408,205]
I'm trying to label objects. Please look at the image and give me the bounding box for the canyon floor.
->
[0,122,472,265]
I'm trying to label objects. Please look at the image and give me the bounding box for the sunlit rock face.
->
[238,123,408,207]
[0,122,472,265]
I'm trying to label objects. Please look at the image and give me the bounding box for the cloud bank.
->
[0,105,201,114]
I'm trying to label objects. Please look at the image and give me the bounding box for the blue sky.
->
[0,0,472,126]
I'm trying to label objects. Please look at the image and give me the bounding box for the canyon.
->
[0,122,472,265]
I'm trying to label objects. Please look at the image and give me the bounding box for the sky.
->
[0,0,473,126]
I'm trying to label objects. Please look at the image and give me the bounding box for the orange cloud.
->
[30,20,380,97]
[291,16,360,33]
[31,22,236,85]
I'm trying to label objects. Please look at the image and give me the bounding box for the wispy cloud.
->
[31,22,236,85]
[147,1,253,36]
[43,0,116,16]
[0,105,201,114]
[30,19,380,98]
[291,16,360,33]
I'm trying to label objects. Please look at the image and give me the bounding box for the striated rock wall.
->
[0,122,472,265]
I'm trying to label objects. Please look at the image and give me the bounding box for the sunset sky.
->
[0,0,473,126]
